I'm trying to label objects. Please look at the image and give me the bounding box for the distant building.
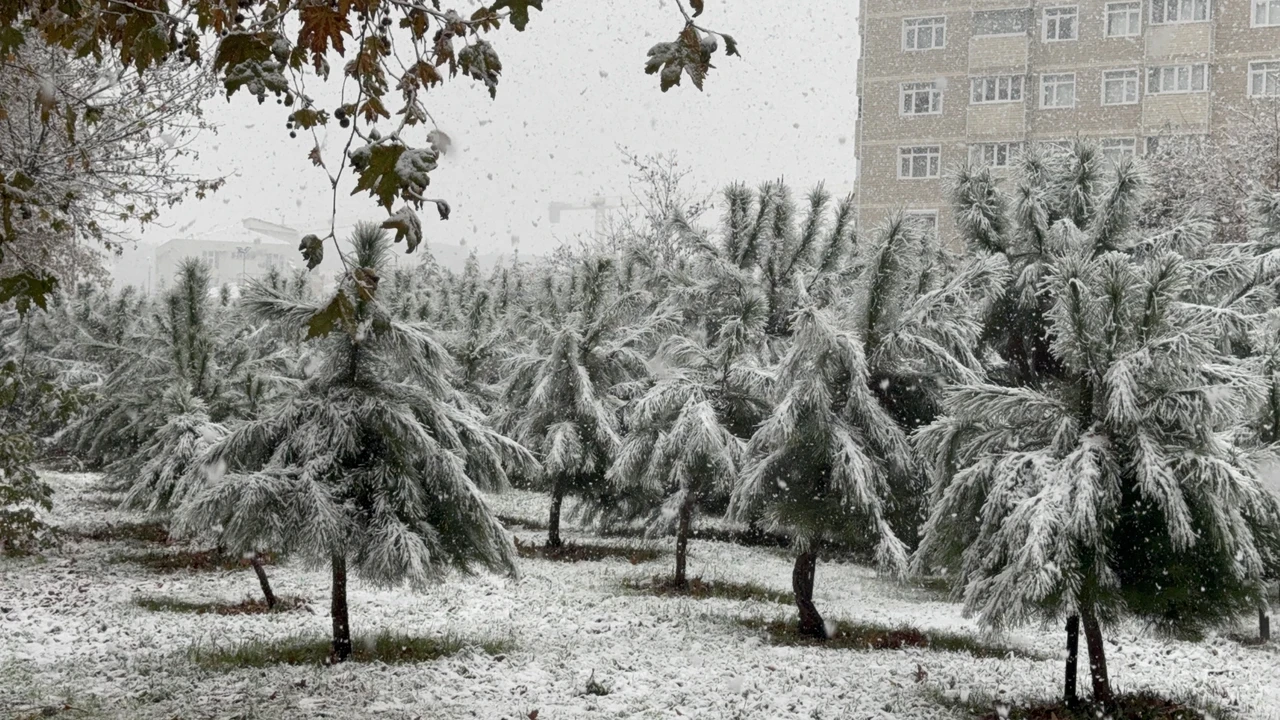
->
[153,219,300,290]
[854,0,1280,243]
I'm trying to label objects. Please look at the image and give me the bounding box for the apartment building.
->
[853,0,1280,242]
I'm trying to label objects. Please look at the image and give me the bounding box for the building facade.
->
[154,237,295,291]
[854,0,1280,242]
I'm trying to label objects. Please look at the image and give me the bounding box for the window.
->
[899,146,942,179]
[903,17,946,50]
[971,75,1025,104]
[1145,136,1162,154]
[969,142,1021,168]
[905,211,939,237]
[1101,138,1137,163]
[1151,0,1210,24]
[1147,63,1209,94]
[1102,69,1140,105]
[1251,61,1280,97]
[1256,0,1280,26]
[1043,6,1079,41]
[1041,73,1077,108]
[1105,2,1142,36]
[901,81,943,115]
[974,8,1031,35]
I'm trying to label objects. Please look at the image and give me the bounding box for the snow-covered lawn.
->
[2,472,1277,719]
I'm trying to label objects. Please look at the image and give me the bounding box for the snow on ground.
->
[2,472,1278,719]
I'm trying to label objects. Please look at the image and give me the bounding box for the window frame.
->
[1146,63,1209,94]
[1150,0,1211,25]
[904,210,940,237]
[1255,0,1280,26]
[970,75,1026,104]
[968,141,1022,168]
[1101,68,1141,105]
[900,81,944,115]
[1250,60,1280,98]
[1042,5,1080,42]
[897,145,943,180]
[903,16,947,51]
[1104,1,1142,37]
[1040,73,1077,109]
[1101,137,1138,164]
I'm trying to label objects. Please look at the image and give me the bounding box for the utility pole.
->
[235,246,252,286]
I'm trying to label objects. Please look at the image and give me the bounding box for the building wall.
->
[154,238,294,291]
[855,0,1280,246]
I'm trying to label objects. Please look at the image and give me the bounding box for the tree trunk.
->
[1079,608,1113,707]
[1261,607,1271,643]
[673,493,694,590]
[250,553,277,610]
[330,553,352,663]
[1064,614,1080,705]
[792,549,826,639]
[547,482,565,549]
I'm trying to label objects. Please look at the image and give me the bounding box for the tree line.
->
[3,144,1280,711]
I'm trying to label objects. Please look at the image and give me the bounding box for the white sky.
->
[131,0,861,259]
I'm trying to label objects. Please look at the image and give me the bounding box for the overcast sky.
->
[130,0,861,259]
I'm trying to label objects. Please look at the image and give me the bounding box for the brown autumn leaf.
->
[690,0,705,17]
[298,5,351,72]
[309,145,325,168]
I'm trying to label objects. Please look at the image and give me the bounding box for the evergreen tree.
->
[730,306,915,638]
[177,225,528,660]
[920,148,1280,705]
[606,304,769,588]
[501,257,658,547]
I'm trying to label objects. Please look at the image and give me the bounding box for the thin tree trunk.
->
[1079,608,1113,707]
[250,553,277,610]
[1064,614,1080,705]
[674,493,694,590]
[1261,607,1271,643]
[792,549,826,639]
[547,482,565,549]
[330,553,352,663]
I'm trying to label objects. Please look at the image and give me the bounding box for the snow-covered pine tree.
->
[501,256,659,547]
[605,301,770,589]
[730,305,914,638]
[920,147,1280,705]
[176,224,530,661]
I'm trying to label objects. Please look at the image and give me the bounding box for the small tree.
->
[730,307,914,638]
[606,320,767,588]
[501,257,656,547]
[178,224,528,660]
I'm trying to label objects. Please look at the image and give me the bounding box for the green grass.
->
[623,575,794,604]
[74,521,169,544]
[931,688,1221,720]
[740,617,1044,660]
[514,537,661,564]
[112,548,277,572]
[133,595,306,615]
[189,630,515,669]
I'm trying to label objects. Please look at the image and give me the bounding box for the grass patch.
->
[740,617,1042,660]
[514,537,660,564]
[113,548,278,573]
[74,521,169,544]
[935,690,1216,720]
[623,574,794,604]
[189,630,514,669]
[133,595,306,615]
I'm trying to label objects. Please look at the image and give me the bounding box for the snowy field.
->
[2,472,1278,720]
